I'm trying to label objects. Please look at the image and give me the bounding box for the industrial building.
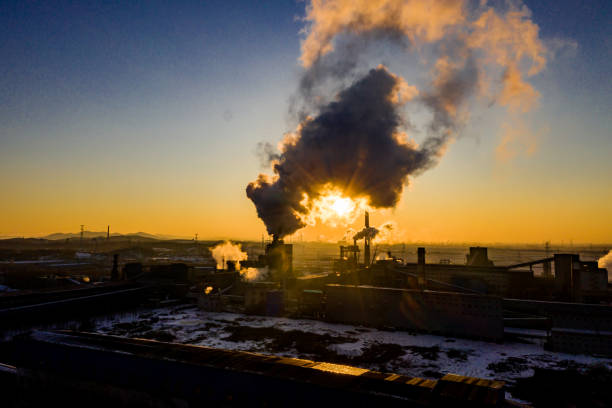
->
[189,211,612,355]
[335,237,608,303]
[2,214,611,375]
[285,213,610,354]
[326,285,504,340]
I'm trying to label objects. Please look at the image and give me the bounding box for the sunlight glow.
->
[329,195,354,218]
[300,186,370,228]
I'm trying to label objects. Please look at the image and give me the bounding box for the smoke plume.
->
[210,241,247,270]
[353,226,379,241]
[352,221,396,243]
[598,250,612,282]
[374,221,397,243]
[598,250,612,270]
[248,67,427,237]
[241,267,269,282]
[247,0,548,238]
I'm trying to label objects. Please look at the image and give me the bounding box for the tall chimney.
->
[418,247,425,265]
[364,211,371,266]
[107,225,110,240]
[417,247,426,289]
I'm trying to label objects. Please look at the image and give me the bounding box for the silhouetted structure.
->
[265,236,293,283]
[417,247,426,287]
[149,263,189,282]
[339,241,360,266]
[466,247,494,267]
[553,254,608,302]
[122,262,143,279]
[226,260,237,272]
[111,254,119,281]
[326,284,504,340]
[364,211,371,266]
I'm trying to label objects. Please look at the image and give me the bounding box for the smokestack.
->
[417,247,426,289]
[418,247,426,265]
[364,211,371,266]
[265,238,293,288]
[107,225,110,240]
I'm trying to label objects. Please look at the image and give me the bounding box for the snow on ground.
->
[92,304,612,386]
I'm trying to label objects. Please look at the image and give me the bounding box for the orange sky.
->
[2,136,610,244]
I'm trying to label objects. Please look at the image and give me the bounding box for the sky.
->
[1,0,610,244]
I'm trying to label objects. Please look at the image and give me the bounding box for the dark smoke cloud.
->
[248,35,482,240]
[247,67,434,238]
[292,31,410,120]
[353,227,379,241]
[353,221,394,241]
[245,174,306,238]
[247,1,547,238]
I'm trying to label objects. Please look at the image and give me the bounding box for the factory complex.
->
[0,222,610,407]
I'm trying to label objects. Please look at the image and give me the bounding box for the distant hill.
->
[43,231,109,240]
[40,231,181,241]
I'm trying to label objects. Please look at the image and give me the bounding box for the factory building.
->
[352,247,533,298]
[553,254,608,302]
[334,212,609,303]
[504,298,612,355]
[194,211,609,355]
[358,247,608,302]
[326,284,504,340]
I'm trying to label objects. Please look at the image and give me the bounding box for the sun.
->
[300,186,369,228]
[328,194,354,218]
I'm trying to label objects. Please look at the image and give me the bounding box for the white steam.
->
[598,250,612,270]
[241,267,270,282]
[210,241,248,270]
[598,250,612,283]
